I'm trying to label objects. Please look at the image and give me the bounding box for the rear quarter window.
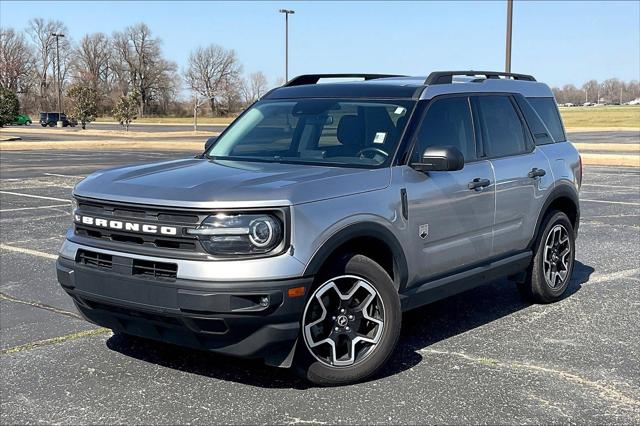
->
[527,97,566,142]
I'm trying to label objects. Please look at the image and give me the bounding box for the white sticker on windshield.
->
[373,132,386,144]
[394,107,406,115]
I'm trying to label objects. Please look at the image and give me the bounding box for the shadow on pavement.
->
[106,261,595,388]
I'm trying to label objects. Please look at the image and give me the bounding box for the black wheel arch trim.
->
[303,222,409,291]
[529,183,580,249]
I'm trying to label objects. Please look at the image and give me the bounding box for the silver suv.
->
[57,71,581,385]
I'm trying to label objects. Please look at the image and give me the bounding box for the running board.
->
[400,251,532,311]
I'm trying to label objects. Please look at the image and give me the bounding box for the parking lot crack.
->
[420,348,640,409]
[1,328,110,355]
[0,291,82,320]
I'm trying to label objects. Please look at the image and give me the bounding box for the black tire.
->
[26,120,31,125]
[518,210,575,303]
[48,122,55,127]
[41,123,47,127]
[293,253,401,386]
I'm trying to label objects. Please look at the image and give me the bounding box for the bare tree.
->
[0,28,34,93]
[241,71,268,105]
[111,23,177,116]
[72,33,111,90]
[581,80,599,104]
[184,44,241,115]
[27,18,69,110]
[601,78,622,104]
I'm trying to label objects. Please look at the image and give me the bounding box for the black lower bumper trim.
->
[57,257,312,366]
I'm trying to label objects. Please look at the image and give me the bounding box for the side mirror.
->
[204,136,217,151]
[411,146,464,172]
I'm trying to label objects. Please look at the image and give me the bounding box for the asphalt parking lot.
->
[1,149,639,424]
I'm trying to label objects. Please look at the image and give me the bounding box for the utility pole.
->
[505,0,513,73]
[620,85,623,104]
[51,33,65,126]
[279,9,295,82]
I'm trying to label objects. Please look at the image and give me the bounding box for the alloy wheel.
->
[302,275,385,367]
[543,224,572,288]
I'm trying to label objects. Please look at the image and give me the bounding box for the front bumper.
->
[56,255,313,367]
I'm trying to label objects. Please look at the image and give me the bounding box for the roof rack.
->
[284,74,405,87]
[425,71,536,85]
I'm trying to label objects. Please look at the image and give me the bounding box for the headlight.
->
[187,213,284,256]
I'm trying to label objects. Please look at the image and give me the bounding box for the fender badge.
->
[419,224,429,239]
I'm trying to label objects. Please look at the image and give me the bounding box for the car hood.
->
[74,158,391,208]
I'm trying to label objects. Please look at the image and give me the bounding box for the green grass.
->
[99,106,640,129]
[559,105,640,128]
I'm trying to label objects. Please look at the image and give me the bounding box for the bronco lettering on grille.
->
[74,214,178,236]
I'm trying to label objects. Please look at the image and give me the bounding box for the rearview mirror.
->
[411,146,464,172]
[204,136,217,151]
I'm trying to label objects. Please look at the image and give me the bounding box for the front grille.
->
[132,259,178,280]
[75,226,197,251]
[73,198,206,255]
[77,249,113,269]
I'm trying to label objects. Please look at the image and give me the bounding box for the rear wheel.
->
[518,211,575,303]
[48,121,55,127]
[294,254,401,386]
[26,120,31,125]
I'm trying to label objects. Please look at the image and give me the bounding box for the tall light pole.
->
[51,32,65,121]
[279,9,295,82]
[505,0,513,73]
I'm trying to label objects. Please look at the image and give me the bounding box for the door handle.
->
[468,178,491,190]
[528,168,546,178]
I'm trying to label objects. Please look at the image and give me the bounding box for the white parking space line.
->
[43,173,86,178]
[0,243,57,260]
[580,199,640,206]
[0,191,70,203]
[0,204,70,213]
[585,172,640,178]
[581,183,640,189]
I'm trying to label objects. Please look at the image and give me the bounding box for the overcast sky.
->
[2,0,638,89]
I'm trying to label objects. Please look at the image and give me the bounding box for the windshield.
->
[207,99,415,168]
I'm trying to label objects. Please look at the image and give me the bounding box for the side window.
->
[415,96,476,162]
[514,94,554,145]
[527,97,566,142]
[476,95,529,158]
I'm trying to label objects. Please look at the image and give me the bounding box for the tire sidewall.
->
[295,254,401,386]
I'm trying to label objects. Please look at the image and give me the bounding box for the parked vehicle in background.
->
[57,71,581,386]
[11,114,32,125]
[39,112,77,127]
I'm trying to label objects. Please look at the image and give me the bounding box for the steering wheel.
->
[356,147,389,159]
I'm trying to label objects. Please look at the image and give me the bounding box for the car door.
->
[403,95,495,282]
[473,94,553,256]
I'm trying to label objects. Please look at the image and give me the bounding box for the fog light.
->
[259,296,269,307]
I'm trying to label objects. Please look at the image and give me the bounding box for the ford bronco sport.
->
[57,71,581,385]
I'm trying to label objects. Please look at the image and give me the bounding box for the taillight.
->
[577,155,583,189]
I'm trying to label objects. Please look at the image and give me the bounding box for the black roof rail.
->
[425,71,536,85]
[284,73,405,87]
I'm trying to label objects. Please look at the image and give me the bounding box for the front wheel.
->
[294,254,401,386]
[26,120,31,125]
[518,211,575,303]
